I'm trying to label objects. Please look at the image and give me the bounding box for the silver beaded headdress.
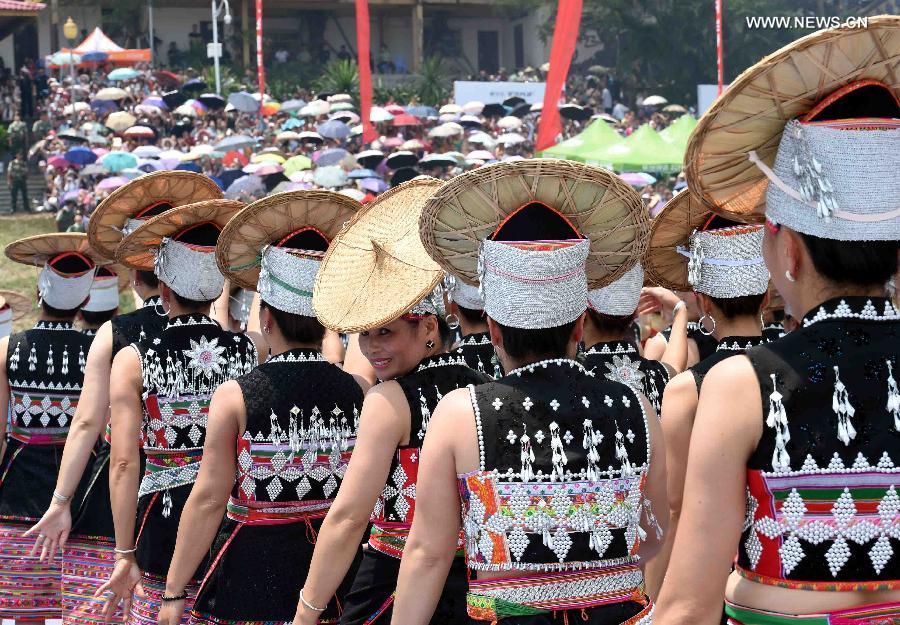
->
[257,245,322,317]
[587,263,643,316]
[676,225,769,298]
[479,238,589,329]
[0,306,13,338]
[750,119,900,241]
[82,273,120,312]
[229,288,255,327]
[444,274,484,311]
[407,285,446,318]
[38,261,96,310]
[154,238,225,301]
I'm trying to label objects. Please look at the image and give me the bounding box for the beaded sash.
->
[225,497,330,525]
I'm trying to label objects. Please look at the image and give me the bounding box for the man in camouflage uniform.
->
[7,114,28,156]
[7,152,29,213]
[32,112,52,142]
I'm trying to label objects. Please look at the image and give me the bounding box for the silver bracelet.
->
[299,588,327,613]
[51,491,72,504]
[113,546,137,555]
[672,300,686,315]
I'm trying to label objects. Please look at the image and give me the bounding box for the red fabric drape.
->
[256,0,265,101]
[536,0,583,151]
[716,0,724,95]
[356,0,376,144]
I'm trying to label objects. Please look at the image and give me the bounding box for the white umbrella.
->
[94,87,128,101]
[63,102,91,115]
[133,145,161,158]
[497,116,523,130]
[642,95,668,106]
[228,91,258,113]
[467,132,495,148]
[135,104,162,116]
[462,101,484,115]
[277,130,301,142]
[428,123,463,138]
[174,103,199,117]
[439,103,462,115]
[297,131,324,143]
[314,165,349,189]
[496,132,527,145]
[299,100,330,117]
[369,106,394,123]
[338,188,366,202]
[530,102,543,112]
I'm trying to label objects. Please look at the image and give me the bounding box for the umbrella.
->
[330,102,355,112]
[92,147,109,158]
[330,111,360,125]
[369,107,393,123]
[198,93,226,109]
[328,93,353,103]
[559,104,593,121]
[276,131,301,142]
[339,188,366,202]
[101,151,138,172]
[162,90,187,109]
[503,96,526,108]
[281,99,307,112]
[642,95,668,107]
[251,152,286,164]
[96,176,129,191]
[61,189,81,203]
[402,139,427,151]
[244,163,284,176]
[175,162,202,173]
[356,149,384,169]
[105,112,137,132]
[95,87,128,101]
[420,153,458,168]
[467,132,495,147]
[360,177,388,193]
[58,129,88,143]
[315,148,351,167]
[63,102,91,115]
[172,119,194,136]
[108,67,140,81]
[123,126,156,140]
[384,104,406,115]
[386,151,419,169]
[390,167,419,187]
[497,116,522,130]
[158,149,187,161]
[219,169,246,188]
[91,99,119,115]
[300,100,330,117]
[405,106,438,119]
[261,101,281,116]
[175,100,207,117]
[64,146,97,165]
[281,119,304,131]
[133,145,161,158]
[482,103,507,118]
[662,104,687,114]
[313,166,348,189]
[228,91,259,113]
[215,134,256,151]
[438,113,460,123]
[530,102,544,112]
[225,175,266,201]
[208,175,225,190]
[459,115,483,129]
[510,102,532,118]
[283,155,313,175]
[466,149,496,161]
[381,137,404,149]
[348,168,380,179]
[50,51,82,66]
[595,112,618,123]
[618,172,657,187]
[298,131,324,144]
[439,103,462,115]
[182,78,207,93]
[587,65,609,75]
[47,155,70,169]
[428,123,463,138]
[137,160,164,172]
[496,132,526,145]
[288,172,311,183]
[391,114,420,127]
[316,120,351,140]
[462,101,484,114]
[80,163,107,176]
[154,70,180,89]
[222,151,248,168]
[135,104,163,116]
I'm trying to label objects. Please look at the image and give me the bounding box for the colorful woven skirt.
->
[128,571,198,625]
[0,521,62,619]
[725,601,900,625]
[61,535,122,625]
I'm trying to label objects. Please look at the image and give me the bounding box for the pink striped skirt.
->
[0,521,62,619]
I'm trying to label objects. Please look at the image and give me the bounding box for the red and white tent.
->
[47,27,150,67]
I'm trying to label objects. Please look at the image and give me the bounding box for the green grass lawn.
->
[0,213,134,332]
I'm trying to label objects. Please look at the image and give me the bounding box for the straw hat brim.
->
[0,290,32,321]
[685,15,900,222]
[643,190,711,292]
[217,190,362,290]
[97,263,133,293]
[420,159,648,290]
[87,171,223,260]
[4,233,108,267]
[116,199,245,270]
[313,178,444,333]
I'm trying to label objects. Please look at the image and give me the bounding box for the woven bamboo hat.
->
[644,190,714,291]
[217,190,361,290]
[685,15,900,222]
[420,159,647,289]
[116,199,245,270]
[5,233,106,267]
[88,171,223,260]
[313,177,444,332]
[0,290,32,321]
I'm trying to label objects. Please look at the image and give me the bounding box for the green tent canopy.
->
[582,124,683,173]
[538,119,624,162]
[660,114,698,152]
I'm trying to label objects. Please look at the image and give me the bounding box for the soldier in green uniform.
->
[7,114,28,156]
[32,112,52,141]
[7,152,29,213]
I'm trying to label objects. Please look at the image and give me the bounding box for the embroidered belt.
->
[104,423,111,444]
[8,424,69,445]
[724,599,900,625]
[225,497,330,525]
[138,448,203,498]
[466,564,646,621]
[368,521,412,559]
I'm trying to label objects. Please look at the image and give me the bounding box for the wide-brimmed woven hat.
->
[88,171,223,260]
[643,190,713,291]
[313,178,444,332]
[116,199,245,270]
[420,159,647,289]
[0,290,32,320]
[5,233,107,267]
[685,15,900,222]
[217,190,361,290]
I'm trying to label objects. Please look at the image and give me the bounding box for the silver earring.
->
[264,325,271,335]
[445,313,460,330]
[154,300,169,317]
[785,270,796,283]
[698,313,716,336]
[425,339,436,349]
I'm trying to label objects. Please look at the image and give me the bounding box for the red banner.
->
[716,0,724,95]
[256,0,265,102]
[356,0,376,144]
[536,0,583,152]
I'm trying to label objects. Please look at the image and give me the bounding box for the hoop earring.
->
[154,299,169,317]
[425,339,436,350]
[785,270,796,283]
[445,313,460,331]
[698,313,716,336]
[263,324,271,335]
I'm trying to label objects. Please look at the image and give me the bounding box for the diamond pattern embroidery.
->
[381,464,416,520]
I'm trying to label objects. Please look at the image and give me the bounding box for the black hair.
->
[585,308,634,337]
[80,308,117,327]
[706,293,767,320]
[40,301,81,319]
[457,305,485,325]
[497,320,578,361]
[260,300,325,345]
[799,234,898,288]
[137,270,159,288]
[172,290,217,312]
[404,314,453,350]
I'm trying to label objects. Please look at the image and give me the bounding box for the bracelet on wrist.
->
[299,588,327,613]
[113,546,137,555]
[672,300,686,315]
[161,592,187,602]
[51,491,71,504]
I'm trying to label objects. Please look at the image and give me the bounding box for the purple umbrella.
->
[315,148,350,167]
[618,172,658,187]
[62,189,81,203]
[96,176,129,191]
[225,175,266,201]
[360,178,388,193]
[142,96,168,109]
[316,120,351,140]
[64,146,98,165]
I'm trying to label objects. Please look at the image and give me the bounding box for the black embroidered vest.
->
[583,341,670,415]
[689,335,767,394]
[111,296,167,359]
[453,332,502,379]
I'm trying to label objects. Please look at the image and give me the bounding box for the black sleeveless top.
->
[738,297,900,589]
[662,321,718,361]
[111,295,167,359]
[233,348,365,506]
[453,331,502,379]
[583,340,670,415]
[689,335,767,394]
[762,322,785,342]
[462,358,653,571]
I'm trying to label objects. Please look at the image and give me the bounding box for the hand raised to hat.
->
[638,286,683,322]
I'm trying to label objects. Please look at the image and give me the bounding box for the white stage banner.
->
[454,81,546,105]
